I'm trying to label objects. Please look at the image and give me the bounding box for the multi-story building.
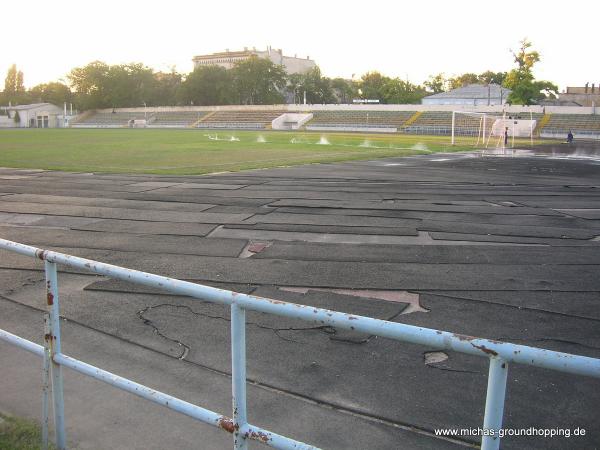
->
[559,84,600,107]
[192,46,316,74]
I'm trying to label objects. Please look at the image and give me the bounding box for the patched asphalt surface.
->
[1,143,599,449]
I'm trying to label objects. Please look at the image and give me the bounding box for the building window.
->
[36,116,49,128]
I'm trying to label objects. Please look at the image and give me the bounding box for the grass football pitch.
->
[0,129,532,175]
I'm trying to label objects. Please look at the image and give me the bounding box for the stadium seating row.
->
[543,114,600,132]
[309,111,414,127]
[76,112,148,126]
[152,111,207,126]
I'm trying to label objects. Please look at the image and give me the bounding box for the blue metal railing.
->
[0,238,599,450]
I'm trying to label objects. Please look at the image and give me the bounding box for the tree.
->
[331,78,356,104]
[105,63,155,108]
[511,39,540,72]
[381,78,427,104]
[4,64,17,95]
[503,39,558,105]
[68,61,157,109]
[16,70,24,93]
[3,64,27,104]
[447,71,507,90]
[448,73,479,90]
[358,72,389,101]
[29,82,72,106]
[231,57,287,105]
[287,67,335,104]
[150,70,182,106]
[177,65,233,106]
[424,73,447,93]
[68,61,111,109]
[478,71,506,85]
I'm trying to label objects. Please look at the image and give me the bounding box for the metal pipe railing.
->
[0,238,599,450]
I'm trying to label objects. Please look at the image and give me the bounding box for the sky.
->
[2,0,598,91]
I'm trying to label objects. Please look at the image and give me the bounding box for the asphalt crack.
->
[136,302,407,357]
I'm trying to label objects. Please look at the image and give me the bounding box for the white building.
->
[0,103,64,128]
[422,84,511,106]
[193,46,316,75]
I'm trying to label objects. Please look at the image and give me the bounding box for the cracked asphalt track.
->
[0,143,599,449]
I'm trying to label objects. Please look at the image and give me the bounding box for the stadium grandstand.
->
[540,113,600,139]
[68,106,600,140]
[196,110,287,129]
[73,111,150,128]
[403,111,454,135]
[306,111,414,132]
[149,111,208,128]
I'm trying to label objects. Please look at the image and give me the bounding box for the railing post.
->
[44,260,66,450]
[231,302,248,450]
[42,314,51,450]
[481,358,509,450]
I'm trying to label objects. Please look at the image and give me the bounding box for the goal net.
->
[451,111,504,147]
[451,111,537,149]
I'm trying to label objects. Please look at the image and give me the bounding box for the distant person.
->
[567,130,574,144]
[504,127,509,146]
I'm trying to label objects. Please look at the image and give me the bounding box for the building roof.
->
[193,50,256,61]
[424,84,511,100]
[6,103,57,111]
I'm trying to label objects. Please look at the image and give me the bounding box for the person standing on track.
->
[567,130,574,144]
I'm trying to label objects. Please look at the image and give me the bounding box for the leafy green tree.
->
[478,71,506,85]
[503,39,558,105]
[68,61,111,109]
[287,67,335,104]
[359,71,389,101]
[424,73,447,93]
[447,71,507,90]
[177,65,233,106]
[231,57,287,105]
[105,63,155,108]
[381,78,427,104]
[511,39,540,72]
[68,61,157,109]
[448,73,479,90]
[150,70,182,106]
[3,64,27,104]
[29,82,72,105]
[331,77,356,104]
[4,64,17,95]
[16,70,24,93]
[287,72,303,104]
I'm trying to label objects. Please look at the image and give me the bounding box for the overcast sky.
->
[2,0,597,91]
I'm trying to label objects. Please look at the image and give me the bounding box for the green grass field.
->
[0,129,531,175]
[0,413,53,450]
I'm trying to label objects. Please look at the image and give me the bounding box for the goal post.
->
[451,111,536,148]
[451,111,502,147]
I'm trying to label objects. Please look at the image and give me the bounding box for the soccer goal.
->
[451,111,505,147]
[451,111,537,148]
